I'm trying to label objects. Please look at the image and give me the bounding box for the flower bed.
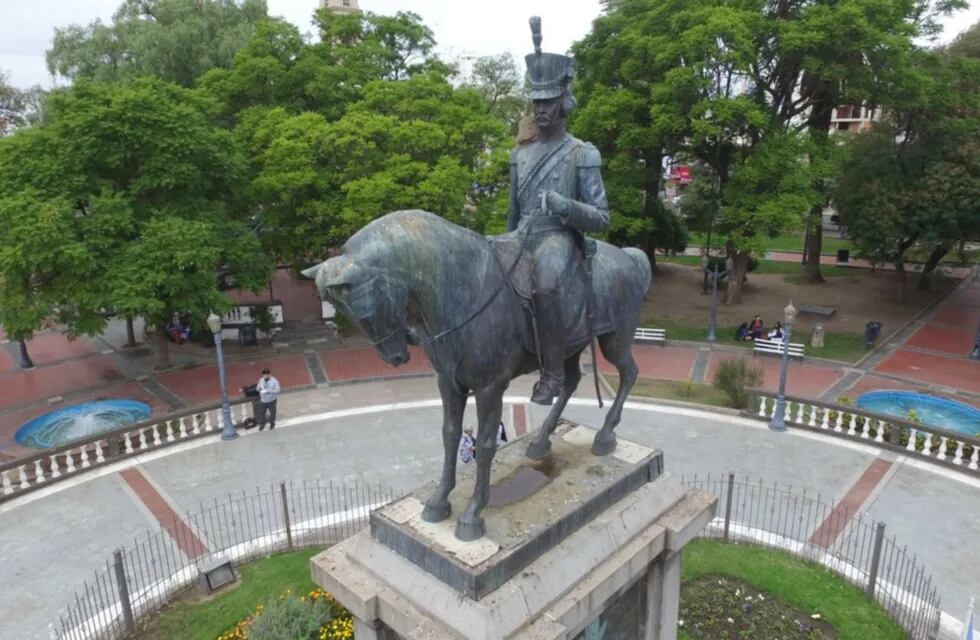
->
[216,589,354,640]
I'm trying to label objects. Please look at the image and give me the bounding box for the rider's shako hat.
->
[525,17,575,101]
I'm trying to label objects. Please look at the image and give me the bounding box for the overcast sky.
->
[2,0,979,89]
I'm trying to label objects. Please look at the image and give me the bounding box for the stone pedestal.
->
[311,422,716,640]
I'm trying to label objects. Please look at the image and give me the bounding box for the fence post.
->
[723,472,735,543]
[280,482,293,550]
[112,549,136,634]
[866,522,886,598]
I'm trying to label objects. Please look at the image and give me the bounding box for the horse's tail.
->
[623,247,652,292]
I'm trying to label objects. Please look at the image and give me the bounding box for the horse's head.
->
[303,255,411,367]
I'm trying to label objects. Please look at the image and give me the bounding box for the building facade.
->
[830,104,878,132]
[321,0,360,14]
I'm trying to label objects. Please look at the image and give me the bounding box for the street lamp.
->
[769,301,798,432]
[207,312,238,441]
[707,260,720,343]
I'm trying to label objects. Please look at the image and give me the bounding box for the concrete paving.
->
[1,375,977,639]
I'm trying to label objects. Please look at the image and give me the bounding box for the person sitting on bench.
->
[767,322,784,340]
[749,315,764,340]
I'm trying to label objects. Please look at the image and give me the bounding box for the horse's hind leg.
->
[422,374,468,523]
[526,352,583,460]
[593,330,638,456]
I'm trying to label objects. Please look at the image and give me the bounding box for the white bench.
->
[634,327,666,346]
[753,337,805,360]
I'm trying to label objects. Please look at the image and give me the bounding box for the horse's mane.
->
[345,210,490,269]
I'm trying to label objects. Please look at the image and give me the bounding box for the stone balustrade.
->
[747,391,980,474]
[0,399,254,503]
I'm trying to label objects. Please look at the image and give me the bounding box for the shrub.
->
[680,377,696,399]
[713,359,764,408]
[218,589,353,640]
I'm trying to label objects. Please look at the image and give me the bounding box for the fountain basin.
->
[856,391,980,438]
[15,400,152,449]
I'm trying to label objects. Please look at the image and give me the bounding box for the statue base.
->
[311,421,717,640]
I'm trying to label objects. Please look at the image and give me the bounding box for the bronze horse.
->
[304,210,651,540]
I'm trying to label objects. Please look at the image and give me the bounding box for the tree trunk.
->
[804,206,825,283]
[916,243,950,291]
[895,257,907,304]
[125,315,137,348]
[18,339,34,369]
[725,251,752,304]
[155,325,172,369]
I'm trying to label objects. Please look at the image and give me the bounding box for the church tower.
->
[321,0,360,14]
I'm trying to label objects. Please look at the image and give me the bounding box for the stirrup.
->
[531,376,563,405]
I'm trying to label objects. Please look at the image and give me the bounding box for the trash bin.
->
[238,324,258,347]
[864,321,883,350]
[836,249,850,265]
[240,384,260,429]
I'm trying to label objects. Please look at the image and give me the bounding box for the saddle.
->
[489,228,597,354]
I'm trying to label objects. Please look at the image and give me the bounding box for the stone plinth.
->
[311,422,716,640]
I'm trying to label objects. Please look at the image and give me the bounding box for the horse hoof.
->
[422,500,451,523]
[455,516,486,541]
[591,433,617,456]
[525,439,552,460]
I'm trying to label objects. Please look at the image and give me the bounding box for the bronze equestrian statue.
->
[511,16,610,406]
[303,19,651,541]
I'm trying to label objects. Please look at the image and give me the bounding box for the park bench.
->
[634,327,667,346]
[753,337,805,360]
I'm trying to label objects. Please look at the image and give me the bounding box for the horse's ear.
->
[308,255,363,298]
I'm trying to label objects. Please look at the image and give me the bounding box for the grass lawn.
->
[606,375,733,408]
[636,316,867,363]
[657,255,854,282]
[138,548,322,640]
[679,540,907,640]
[687,231,852,255]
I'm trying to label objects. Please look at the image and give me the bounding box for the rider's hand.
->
[544,191,571,216]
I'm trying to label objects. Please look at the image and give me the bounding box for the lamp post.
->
[207,312,238,441]
[707,262,720,343]
[769,301,798,432]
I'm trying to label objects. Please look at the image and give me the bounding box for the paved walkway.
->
[2,270,978,461]
[1,376,977,640]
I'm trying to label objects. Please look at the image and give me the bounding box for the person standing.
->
[256,367,281,430]
[458,427,476,464]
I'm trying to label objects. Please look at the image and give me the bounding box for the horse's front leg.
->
[455,382,506,541]
[593,330,638,456]
[422,374,468,523]
[526,352,583,459]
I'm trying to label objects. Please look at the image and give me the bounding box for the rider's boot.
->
[531,290,564,405]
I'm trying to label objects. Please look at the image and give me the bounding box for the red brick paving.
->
[905,325,977,356]
[932,304,980,327]
[22,333,95,365]
[597,345,696,381]
[874,349,980,394]
[810,458,893,548]
[120,468,209,559]
[154,354,313,405]
[706,352,843,398]
[319,345,433,382]
[0,347,13,374]
[513,404,528,437]
[0,356,124,408]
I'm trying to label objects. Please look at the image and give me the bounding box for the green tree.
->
[0,70,26,136]
[572,0,684,260]
[463,53,527,135]
[46,0,268,87]
[0,78,271,367]
[241,73,505,265]
[835,52,980,300]
[947,20,980,58]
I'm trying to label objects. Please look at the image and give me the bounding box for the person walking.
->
[256,367,281,430]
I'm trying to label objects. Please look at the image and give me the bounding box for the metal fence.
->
[55,475,942,640]
[684,472,942,640]
[55,480,397,640]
